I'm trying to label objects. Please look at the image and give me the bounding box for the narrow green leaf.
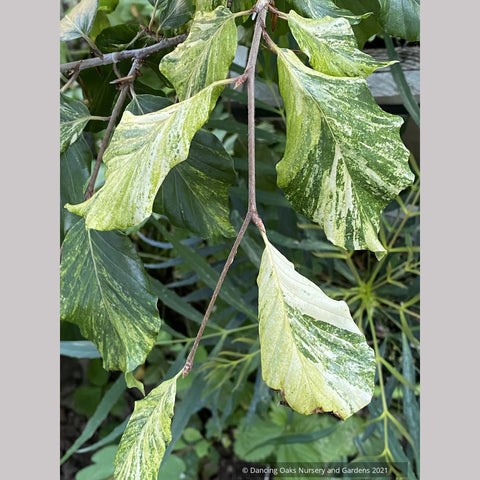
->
[384,33,420,126]
[275,47,414,257]
[60,0,99,41]
[114,371,181,480]
[60,136,91,239]
[291,0,369,25]
[66,81,227,230]
[61,374,126,464]
[287,11,394,77]
[60,218,160,372]
[159,6,237,101]
[378,0,420,42]
[77,417,129,453]
[153,219,257,321]
[257,232,375,419]
[60,341,101,359]
[60,94,91,153]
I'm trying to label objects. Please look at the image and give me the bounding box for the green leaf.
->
[159,130,236,238]
[60,218,160,372]
[60,340,101,359]
[61,374,126,464]
[76,445,118,480]
[275,47,414,257]
[60,136,91,239]
[60,0,99,41]
[98,0,119,13]
[114,372,181,480]
[125,371,146,396]
[66,81,227,230]
[159,6,237,101]
[158,0,194,31]
[257,233,375,419]
[195,0,227,11]
[60,93,91,152]
[290,0,369,25]
[378,0,420,42]
[287,11,394,77]
[125,94,236,238]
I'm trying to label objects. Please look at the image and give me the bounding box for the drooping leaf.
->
[66,81,227,230]
[60,136,91,239]
[60,218,160,372]
[287,11,394,77]
[114,372,181,480]
[290,0,369,25]
[60,0,99,41]
[257,232,375,419]
[275,47,414,257]
[158,0,194,31]
[159,6,237,101]
[378,0,420,42]
[126,94,236,238]
[60,93,91,152]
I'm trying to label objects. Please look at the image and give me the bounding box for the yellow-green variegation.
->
[159,6,237,101]
[257,233,375,419]
[60,218,160,373]
[287,11,394,77]
[60,0,99,41]
[60,93,92,153]
[114,372,181,480]
[291,0,369,24]
[275,47,414,257]
[66,81,227,231]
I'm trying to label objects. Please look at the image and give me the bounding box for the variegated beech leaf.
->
[60,0,99,41]
[287,11,394,77]
[66,81,228,231]
[275,47,414,257]
[159,6,237,101]
[60,218,160,373]
[291,0,369,24]
[114,371,181,480]
[60,93,91,153]
[257,232,375,419]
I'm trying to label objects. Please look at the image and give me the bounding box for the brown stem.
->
[182,1,270,377]
[60,34,187,74]
[84,57,143,200]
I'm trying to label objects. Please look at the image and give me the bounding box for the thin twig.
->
[60,34,187,74]
[84,57,143,200]
[182,0,270,377]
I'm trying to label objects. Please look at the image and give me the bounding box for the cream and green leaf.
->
[66,81,227,231]
[159,6,237,101]
[291,0,369,24]
[257,232,375,419]
[60,218,160,373]
[60,93,92,153]
[114,372,181,480]
[275,47,414,257]
[287,11,394,77]
[126,94,236,238]
[60,0,99,41]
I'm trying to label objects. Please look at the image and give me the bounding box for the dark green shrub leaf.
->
[114,372,181,480]
[160,6,237,101]
[158,0,194,31]
[60,218,160,372]
[257,233,375,419]
[60,0,99,41]
[378,0,420,42]
[275,46,414,257]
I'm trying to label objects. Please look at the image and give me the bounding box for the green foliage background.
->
[60,0,419,478]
